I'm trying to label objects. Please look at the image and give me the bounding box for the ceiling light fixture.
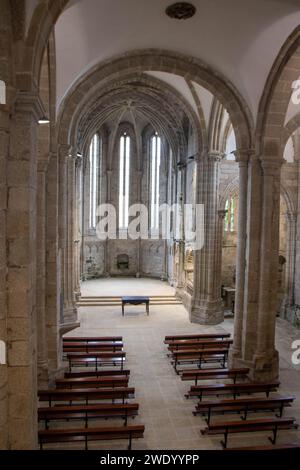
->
[38,115,50,124]
[166,2,196,20]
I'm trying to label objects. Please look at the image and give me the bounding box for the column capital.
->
[285,212,297,223]
[58,144,72,161]
[218,210,227,220]
[75,154,83,168]
[233,148,255,163]
[261,158,283,175]
[206,150,225,162]
[15,91,46,122]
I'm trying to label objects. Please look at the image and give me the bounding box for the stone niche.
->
[83,241,105,279]
[108,240,138,276]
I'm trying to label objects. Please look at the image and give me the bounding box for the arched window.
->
[150,133,161,231]
[89,133,101,229]
[0,80,6,105]
[119,133,131,229]
[224,196,237,232]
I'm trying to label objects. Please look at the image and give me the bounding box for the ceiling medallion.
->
[166,2,196,20]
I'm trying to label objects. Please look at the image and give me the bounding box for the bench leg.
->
[122,303,124,316]
[85,435,88,451]
[276,403,284,418]
[269,425,278,445]
[206,407,212,425]
[241,406,248,421]
[221,429,229,449]
[128,433,132,451]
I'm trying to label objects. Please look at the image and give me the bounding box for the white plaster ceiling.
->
[52,0,300,122]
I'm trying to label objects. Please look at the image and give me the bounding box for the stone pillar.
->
[0,91,9,452]
[191,151,224,324]
[74,155,83,298]
[294,160,300,306]
[253,160,282,380]
[45,151,61,379]
[58,146,77,324]
[216,210,227,299]
[7,91,44,449]
[231,155,282,381]
[36,159,49,386]
[136,170,142,277]
[281,212,296,316]
[231,151,251,359]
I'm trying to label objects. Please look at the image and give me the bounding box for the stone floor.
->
[58,278,300,450]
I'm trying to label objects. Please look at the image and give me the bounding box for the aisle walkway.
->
[63,280,300,449]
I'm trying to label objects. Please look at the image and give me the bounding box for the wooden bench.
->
[223,442,300,451]
[201,416,298,449]
[172,348,229,372]
[164,333,231,344]
[168,339,233,352]
[38,403,139,428]
[38,387,135,406]
[67,352,126,372]
[193,395,295,424]
[186,381,280,401]
[39,424,145,450]
[56,376,129,389]
[64,369,130,379]
[63,342,123,354]
[63,336,123,344]
[181,368,250,385]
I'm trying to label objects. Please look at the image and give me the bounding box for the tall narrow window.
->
[224,196,237,232]
[150,133,161,231]
[89,133,101,229]
[119,133,131,229]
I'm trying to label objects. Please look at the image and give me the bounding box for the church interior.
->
[1,0,300,451]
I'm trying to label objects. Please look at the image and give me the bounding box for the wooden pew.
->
[181,368,249,385]
[172,348,229,372]
[63,336,122,343]
[186,381,280,401]
[65,369,130,379]
[38,403,139,428]
[224,442,300,451]
[56,376,129,389]
[168,339,233,352]
[39,424,145,450]
[67,351,126,372]
[63,342,123,354]
[193,395,295,424]
[164,333,230,344]
[38,387,135,406]
[201,416,298,449]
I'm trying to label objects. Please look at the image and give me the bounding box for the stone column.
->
[74,155,83,299]
[215,210,227,299]
[253,160,282,380]
[231,155,282,381]
[135,170,143,277]
[231,151,251,359]
[294,160,300,306]
[36,158,49,386]
[281,212,296,316]
[191,151,224,324]
[7,91,44,449]
[0,90,9,452]
[58,146,77,324]
[45,151,61,379]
